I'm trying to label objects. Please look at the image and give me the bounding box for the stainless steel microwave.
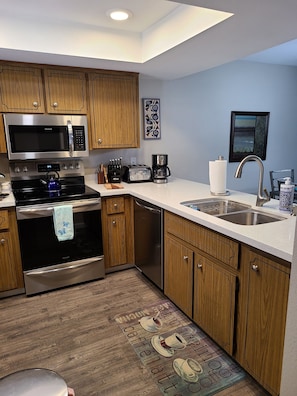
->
[3,114,89,160]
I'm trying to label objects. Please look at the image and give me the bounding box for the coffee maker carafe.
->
[152,154,171,183]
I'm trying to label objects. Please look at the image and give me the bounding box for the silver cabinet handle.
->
[32,101,38,108]
[52,102,58,108]
[252,264,259,272]
[112,220,116,225]
[98,138,103,144]
[197,263,203,269]
[183,255,188,261]
[0,238,5,244]
[114,203,118,208]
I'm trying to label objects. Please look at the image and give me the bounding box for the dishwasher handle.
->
[135,199,161,214]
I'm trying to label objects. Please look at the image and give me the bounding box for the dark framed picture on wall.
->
[229,111,270,162]
[143,98,161,139]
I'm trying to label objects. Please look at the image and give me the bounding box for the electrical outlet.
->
[130,157,137,165]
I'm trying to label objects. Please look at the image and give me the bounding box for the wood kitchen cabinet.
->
[164,210,238,353]
[101,195,134,269]
[236,245,290,396]
[0,208,24,293]
[164,235,193,317]
[44,68,87,114]
[0,116,6,153]
[0,62,45,113]
[88,71,140,149]
[193,253,236,355]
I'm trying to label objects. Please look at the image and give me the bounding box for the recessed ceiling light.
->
[107,9,133,21]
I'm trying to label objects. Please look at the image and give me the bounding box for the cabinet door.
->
[88,71,139,149]
[239,247,290,395]
[0,115,6,153]
[193,253,236,355]
[106,213,127,267]
[0,231,19,291]
[164,236,193,317]
[0,209,24,292]
[0,63,45,113]
[44,68,87,114]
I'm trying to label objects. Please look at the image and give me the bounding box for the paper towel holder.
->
[209,156,230,196]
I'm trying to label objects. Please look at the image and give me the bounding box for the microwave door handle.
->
[67,120,74,157]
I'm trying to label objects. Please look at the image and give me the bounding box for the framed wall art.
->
[229,111,270,162]
[143,98,161,140]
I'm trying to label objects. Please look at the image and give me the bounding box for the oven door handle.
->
[17,199,101,217]
[67,120,74,157]
[26,258,103,275]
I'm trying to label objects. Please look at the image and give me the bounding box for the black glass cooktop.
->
[12,177,100,206]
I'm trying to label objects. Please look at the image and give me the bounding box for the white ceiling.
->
[1,0,297,80]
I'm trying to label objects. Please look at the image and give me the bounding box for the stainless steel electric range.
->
[10,159,105,296]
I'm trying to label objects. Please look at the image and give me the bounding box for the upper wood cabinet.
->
[0,63,45,113]
[0,115,6,153]
[88,71,140,149]
[44,68,87,114]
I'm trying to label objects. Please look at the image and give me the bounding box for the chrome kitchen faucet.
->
[234,155,270,207]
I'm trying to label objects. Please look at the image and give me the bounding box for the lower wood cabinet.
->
[101,195,134,270]
[164,235,193,317]
[164,210,290,396]
[193,253,236,355]
[236,245,290,396]
[0,208,24,292]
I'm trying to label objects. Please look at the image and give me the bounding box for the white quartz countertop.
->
[85,175,296,263]
[0,192,15,208]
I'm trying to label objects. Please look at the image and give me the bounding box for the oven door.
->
[16,199,104,295]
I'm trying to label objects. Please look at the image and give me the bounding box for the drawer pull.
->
[32,101,39,108]
[183,255,188,261]
[112,220,116,225]
[0,238,5,244]
[98,138,103,144]
[252,264,259,272]
[197,263,203,269]
[52,102,58,108]
[114,203,118,208]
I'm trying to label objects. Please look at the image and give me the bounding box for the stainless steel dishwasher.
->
[134,198,163,290]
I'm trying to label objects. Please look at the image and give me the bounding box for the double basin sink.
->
[181,198,286,225]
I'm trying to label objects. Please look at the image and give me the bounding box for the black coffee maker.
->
[152,154,171,183]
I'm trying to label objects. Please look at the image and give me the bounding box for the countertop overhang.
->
[86,175,295,263]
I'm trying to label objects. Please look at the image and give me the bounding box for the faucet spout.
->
[234,155,270,207]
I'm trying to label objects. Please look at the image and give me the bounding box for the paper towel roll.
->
[209,159,227,194]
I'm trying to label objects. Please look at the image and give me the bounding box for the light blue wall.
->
[137,60,297,194]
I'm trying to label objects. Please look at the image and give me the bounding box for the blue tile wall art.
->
[143,98,161,140]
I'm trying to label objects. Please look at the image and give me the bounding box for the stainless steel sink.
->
[217,210,286,225]
[181,198,251,215]
[181,198,286,225]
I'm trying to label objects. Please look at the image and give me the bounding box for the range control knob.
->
[14,166,20,173]
[23,166,28,172]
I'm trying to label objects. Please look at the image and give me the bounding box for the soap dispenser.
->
[279,177,294,211]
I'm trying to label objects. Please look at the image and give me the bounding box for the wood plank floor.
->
[0,268,269,396]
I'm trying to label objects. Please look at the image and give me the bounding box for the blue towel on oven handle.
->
[53,205,74,241]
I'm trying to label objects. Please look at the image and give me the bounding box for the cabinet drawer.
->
[165,211,239,269]
[0,210,9,230]
[105,197,125,214]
